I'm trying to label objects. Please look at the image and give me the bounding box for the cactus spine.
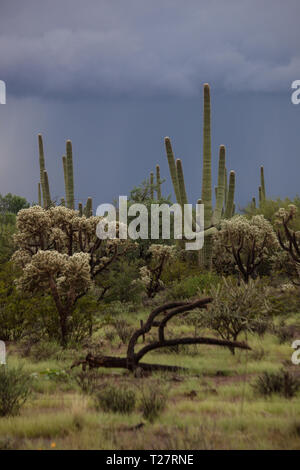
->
[66,140,75,209]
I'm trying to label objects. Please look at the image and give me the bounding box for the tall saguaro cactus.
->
[66,140,75,210]
[38,134,46,207]
[164,84,236,269]
[202,84,213,229]
[260,166,266,201]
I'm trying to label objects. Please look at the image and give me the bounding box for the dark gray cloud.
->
[0,0,299,98]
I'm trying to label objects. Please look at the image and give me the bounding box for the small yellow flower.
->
[51,442,56,449]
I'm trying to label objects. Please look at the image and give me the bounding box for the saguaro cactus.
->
[150,172,154,199]
[224,171,236,219]
[66,140,75,209]
[156,165,162,200]
[84,197,93,218]
[165,137,181,204]
[202,84,213,230]
[38,134,46,207]
[164,84,235,269]
[38,183,42,207]
[260,166,266,201]
[43,170,51,209]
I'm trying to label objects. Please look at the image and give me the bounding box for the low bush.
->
[252,369,300,398]
[0,366,32,416]
[94,385,136,414]
[139,385,168,422]
[199,277,272,354]
[170,273,219,300]
[29,340,61,362]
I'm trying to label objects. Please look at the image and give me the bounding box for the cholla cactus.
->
[275,205,300,283]
[199,277,271,354]
[12,206,132,345]
[137,244,176,298]
[214,214,278,282]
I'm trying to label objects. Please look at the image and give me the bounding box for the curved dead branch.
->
[71,297,251,373]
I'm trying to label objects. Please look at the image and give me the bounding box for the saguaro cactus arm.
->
[224,171,235,219]
[176,159,188,206]
[156,164,162,200]
[212,145,226,226]
[165,137,181,204]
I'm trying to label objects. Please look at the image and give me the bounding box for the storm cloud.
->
[0,0,299,98]
[0,0,299,209]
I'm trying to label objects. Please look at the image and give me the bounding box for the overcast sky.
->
[0,0,299,208]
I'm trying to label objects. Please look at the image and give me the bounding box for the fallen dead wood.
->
[71,298,251,373]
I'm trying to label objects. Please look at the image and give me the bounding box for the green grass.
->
[1,310,300,450]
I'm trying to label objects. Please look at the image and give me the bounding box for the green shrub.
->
[0,366,32,416]
[253,370,300,398]
[102,260,143,304]
[170,273,219,300]
[160,258,199,285]
[73,370,103,395]
[30,340,61,362]
[112,318,134,344]
[199,277,272,354]
[94,385,136,414]
[139,385,168,422]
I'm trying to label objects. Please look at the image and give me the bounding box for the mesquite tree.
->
[12,206,130,345]
[213,215,278,282]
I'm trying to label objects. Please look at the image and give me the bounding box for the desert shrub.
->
[160,258,199,285]
[73,370,103,395]
[170,272,219,300]
[139,385,168,422]
[112,318,134,344]
[199,277,272,354]
[0,366,32,416]
[94,385,136,414]
[29,340,61,362]
[253,369,300,398]
[102,259,143,304]
[250,347,266,361]
[274,322,296,344]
